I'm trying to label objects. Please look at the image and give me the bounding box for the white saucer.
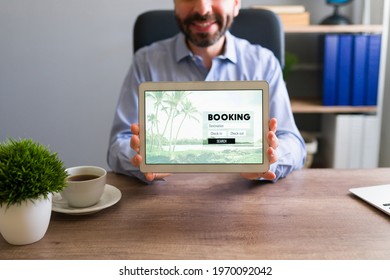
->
[52,184,121,215]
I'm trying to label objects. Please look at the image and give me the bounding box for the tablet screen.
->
[139,81,269,173]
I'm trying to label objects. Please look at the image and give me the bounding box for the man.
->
[107,0,306,182]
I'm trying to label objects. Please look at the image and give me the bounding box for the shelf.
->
[284,25,383,34]
[291,99,377,114]
[286,24,381,115]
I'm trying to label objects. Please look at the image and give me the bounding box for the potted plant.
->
[0,138,67,245]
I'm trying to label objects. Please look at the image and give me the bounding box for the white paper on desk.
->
[350,184,390,216]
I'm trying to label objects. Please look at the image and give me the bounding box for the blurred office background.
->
[1,0,388,169]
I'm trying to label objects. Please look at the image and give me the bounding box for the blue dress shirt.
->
[107,31,306,182]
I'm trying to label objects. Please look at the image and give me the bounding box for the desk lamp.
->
[321,0,353,25]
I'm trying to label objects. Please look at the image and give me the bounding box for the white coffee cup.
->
[62,166,107,208]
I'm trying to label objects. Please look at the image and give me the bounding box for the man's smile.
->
[191,19,217,33]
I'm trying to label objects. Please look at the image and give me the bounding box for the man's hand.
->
[240,118,278,181]
[130,123,171,182]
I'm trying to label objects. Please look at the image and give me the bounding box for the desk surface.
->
[1,169,390,260]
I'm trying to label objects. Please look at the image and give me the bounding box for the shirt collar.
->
[174,31,237,64]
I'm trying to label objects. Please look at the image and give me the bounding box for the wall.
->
[0,0,173,169]
[378,0,390,167]
[0,0,374,170]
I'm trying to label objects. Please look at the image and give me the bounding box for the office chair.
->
[133,9,285,67]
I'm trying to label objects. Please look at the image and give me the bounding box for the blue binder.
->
[351,35,369,106]
[365,34,381,106]
[322,35,339,106]
[336,35,353,105]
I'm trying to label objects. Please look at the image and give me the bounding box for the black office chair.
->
[133,9,285,67]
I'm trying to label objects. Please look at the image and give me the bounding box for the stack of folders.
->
[251,5,310,26]
[322,33,381,106]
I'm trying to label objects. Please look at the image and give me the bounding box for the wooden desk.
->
[1,169,390,260]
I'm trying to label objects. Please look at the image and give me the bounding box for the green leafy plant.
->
[0,138,67,207]
[283,52,299,81]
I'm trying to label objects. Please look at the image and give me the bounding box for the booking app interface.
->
[144,89,264,165]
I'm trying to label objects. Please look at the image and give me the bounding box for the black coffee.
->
[68,174,99,181]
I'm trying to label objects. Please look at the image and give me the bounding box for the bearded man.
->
[107,0,306,183]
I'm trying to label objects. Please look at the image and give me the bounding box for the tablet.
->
[138,81,269,173]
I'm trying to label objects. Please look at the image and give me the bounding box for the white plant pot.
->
[0,194,52,245]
